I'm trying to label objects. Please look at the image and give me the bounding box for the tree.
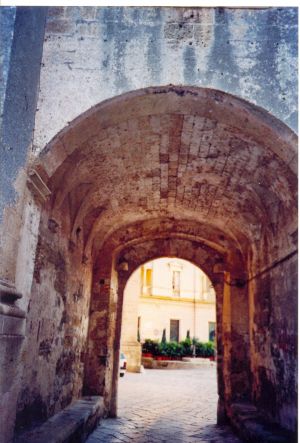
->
[161,328,166,344]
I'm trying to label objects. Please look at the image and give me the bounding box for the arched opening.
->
[107,256,223,441]
[118,257,218,425]
[86,234,248,423]
[121,257,216,371]
[14,86,297,440]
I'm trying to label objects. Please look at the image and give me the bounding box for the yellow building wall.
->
[120,269,142,372]
[138,297,215,343]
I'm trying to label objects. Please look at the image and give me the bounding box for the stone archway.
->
[84,231,249,422]
[12,86,297,439]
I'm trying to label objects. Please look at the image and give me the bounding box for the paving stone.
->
[86,368,242,443]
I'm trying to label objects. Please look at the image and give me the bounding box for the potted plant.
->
[180,336,193,357]
[142,339,159,358]
[156,331,168,360]
[194,340,216,358]
[155,329,168,360]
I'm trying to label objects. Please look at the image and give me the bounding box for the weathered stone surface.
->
[15,396,104,443]
[0,7,16,119]
[0,334,25,443]
[249,253,298,431]
[15,207,92,436]
[33,7,297,153]
[229,402,296,443]
[0,280,25,443]
[8,86,297,441]
[0,281,22,304]
[0,7,47,221]
[0,314,25,336]
[27,88,296,277]
[0,7,297,443]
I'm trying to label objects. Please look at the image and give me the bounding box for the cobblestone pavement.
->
[86,366,243,443]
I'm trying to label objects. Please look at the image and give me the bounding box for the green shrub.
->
[195,340,215,357]
[158,342,168,356]
[180,338,193,356]
[142,339,160,355]
[205,341,215,357]
[143,338,215,358]
[159,341,183,358]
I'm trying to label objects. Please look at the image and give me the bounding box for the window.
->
[209,322,216,342]
[170,319,180,342]
[144,268,152,295]
[146,269,152,287]
[172,270,180,296]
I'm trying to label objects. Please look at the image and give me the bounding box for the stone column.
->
[0,7,47,281]
[83,274,111,399]
[229,272,251,402]
[121,270,142,373]
[0,12,47,439]
[107,271,127,417]
[0,281,26,443]
[214,281,228,424]
[83,261,123,418]
[218,268,251,422]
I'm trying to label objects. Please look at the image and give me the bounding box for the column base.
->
[121,341,142,373]
[0,280,26,443]
[217,397,229,425]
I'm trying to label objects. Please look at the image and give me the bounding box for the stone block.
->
[228,402,297,443]
[80,7,97,20]
[15,396,105,443]
[0,313,25,336]
[47,7,65,19]
[45,19,75,35]
[76,22,99,37]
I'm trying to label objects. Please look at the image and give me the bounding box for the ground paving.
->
[86,366,243,443]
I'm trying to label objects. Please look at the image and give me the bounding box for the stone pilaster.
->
[0,280,26,443]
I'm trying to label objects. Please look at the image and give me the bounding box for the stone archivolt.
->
[35,87,296,261]
[3,86,297,441]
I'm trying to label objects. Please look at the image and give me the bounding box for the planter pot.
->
[155,356,169,361]
[142,353,153,358]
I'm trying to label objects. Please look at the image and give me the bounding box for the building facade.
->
[142,259,214,341]
[121,258,216,371]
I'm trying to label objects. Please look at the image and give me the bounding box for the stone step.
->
[229,402,296,443]
[14,396,105,443]
[142,356,216,369]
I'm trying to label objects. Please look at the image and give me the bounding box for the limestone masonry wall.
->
[0,7,297,442]
[249,254,297,431]
[34,6,297,154]
[15,205,92,434]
